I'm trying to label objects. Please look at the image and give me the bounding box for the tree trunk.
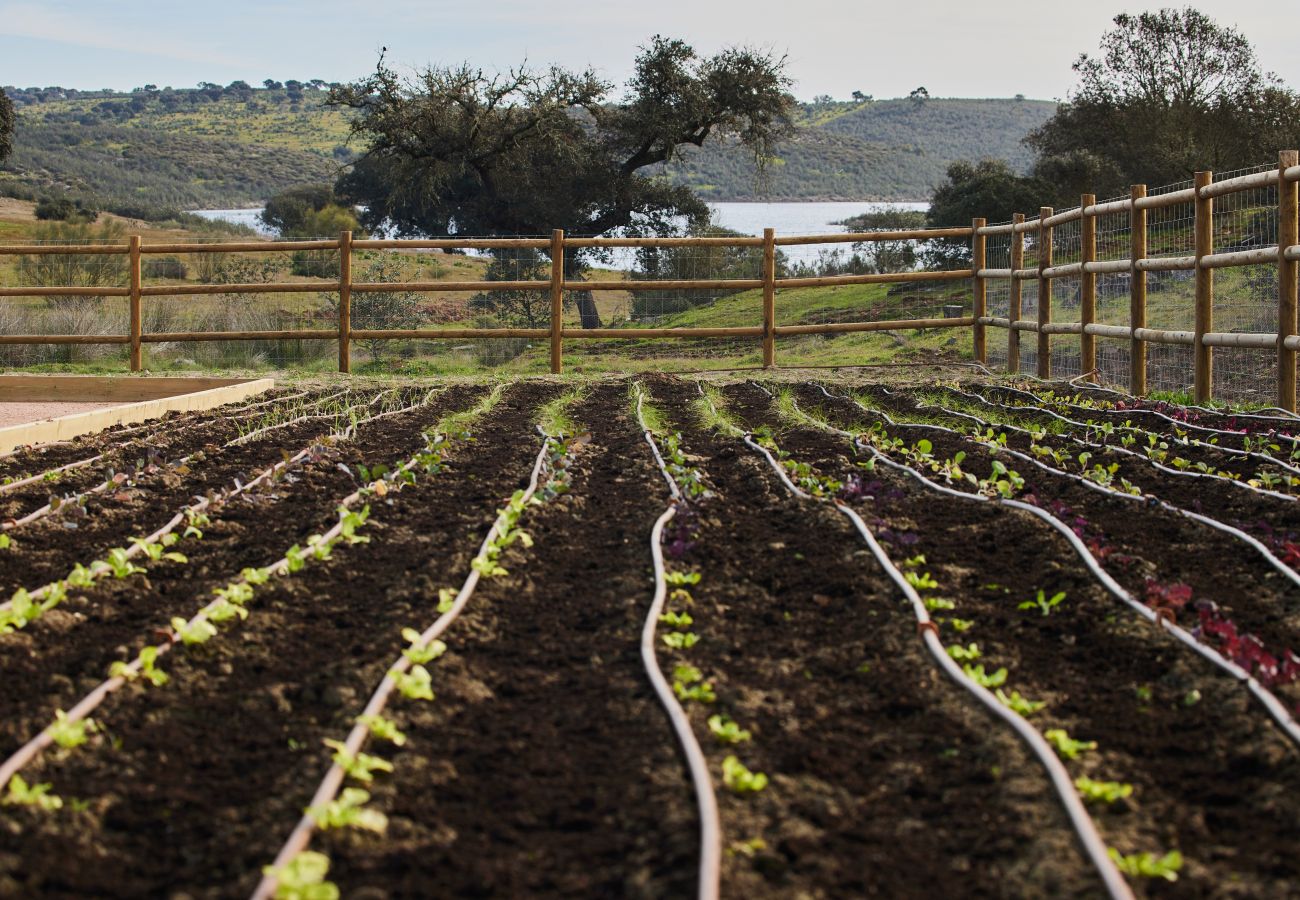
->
[573,291,602,329]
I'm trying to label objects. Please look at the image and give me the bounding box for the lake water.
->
[189,200,930,241]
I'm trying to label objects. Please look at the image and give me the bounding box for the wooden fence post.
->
[1080,195,1096,381]
[1037,207,1053,379]
[1194,171,1214,403]
[1130,185,1148,395]
[128,235,142,371]
[338,230,352,374]
[762,227,776,368]
[1279,151,1299,412]
[1009,213,1025,373]
[971,218,987,364]
[550,229,565,374]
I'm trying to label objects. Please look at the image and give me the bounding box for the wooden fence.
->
[973,150,1300,410]
[1,149,1297,408]
[0,227,976,375]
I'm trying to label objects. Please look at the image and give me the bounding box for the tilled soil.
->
[645,376,1095,898]
[0,384,486,758]
[0,381,559,897]
[320,382,700,897]
[724,381,1300,896]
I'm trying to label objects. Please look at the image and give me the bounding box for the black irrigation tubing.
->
[718,391,1131,900]
[814,388,1300,748]
[937,384,1300,503]
[633,385,721,900]
[983,381,1300,452]
[252,429,560,900]
[840,388,1300,591]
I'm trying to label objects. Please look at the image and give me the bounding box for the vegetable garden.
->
[2,372,1299,898]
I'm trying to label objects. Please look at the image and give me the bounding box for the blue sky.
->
[2,0,1297,100]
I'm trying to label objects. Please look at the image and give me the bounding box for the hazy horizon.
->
[2,0,1297,103]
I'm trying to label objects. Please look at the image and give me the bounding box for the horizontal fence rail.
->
[0,150,1297,406]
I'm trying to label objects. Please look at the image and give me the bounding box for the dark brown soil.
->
[724,381,1300,896]
[320,382,699,897]
[643,376,1096,898]
[0,381,560,897]
[0,384,485,759]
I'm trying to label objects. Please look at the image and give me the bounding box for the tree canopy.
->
[1026,7,1300,195]
[0,88,14,164]
[329,36,794,242]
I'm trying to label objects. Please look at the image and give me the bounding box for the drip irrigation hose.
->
[733,405,1132,899]
[0,391,444,617]
[817,388,1300,748]
[934,384,1300,502]
[882,387,1300,591]
[633,382,722,900]
[983,381,1300,449]
[0,454,104,496]
[1019,374,1300,425]
[253,434,557,900]
[2,392,462,819]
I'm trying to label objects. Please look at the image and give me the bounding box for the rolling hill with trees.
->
[0,81,1054,215]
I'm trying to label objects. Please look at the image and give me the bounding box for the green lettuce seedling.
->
[1075,777,1133,804]
[262,850,339,900]
[2,775,63,811]
[1045,728,1097,760]
[46,710,95,749]
[356,714,406,746]
[324,739,394,783]
[1019,589,1066,616]
[665,571,701,587]
[401,628,446,665]
[1107,849,1182,882]
[659,611,693,628]
[171,616,218,646]
[947,643,981,661]
[662,632,700,650]
[722,756,768,793]
[995,689,1046,716]
[962,664,1008,688]
[390,665,434,701]
[708,715,752,744]
[307,787,388,834]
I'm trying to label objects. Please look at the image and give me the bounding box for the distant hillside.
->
[659,97,1056,201]
[0,86,1056,213]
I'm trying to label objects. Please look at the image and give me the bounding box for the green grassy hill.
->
[659,97,1056,201]
[0,87,1056,214]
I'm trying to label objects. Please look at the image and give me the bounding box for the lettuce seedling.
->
[111,645,171,687]
[1019,590,1066,616]
[0,534,12,550]
[1075,776,1133,804]
[437,588,457,614]
[925,597,956,611]
[665,571,702,587]
[285,545,308,573]
[659,611,693,628]
[995,689,1046,716]
[722,756,769,794]
[46,710,96,749]
[105,548,144,579]
[324,739,394,784]
[336,505,371,545]
[1045,728,1097,759]
[904,571,939,591]
[674,681,716,704]
[674,664,703,684]
[214,582,255,606]
[662,632,700,650]
[356,714,407,746]
[2,775,62,811]
[948,618,975,632]
[400,629,446,665]
[262,850,339,900]
[947,643,981,661]
[307,787,388,834]
[66,563,95,588]
[171,616,218,646]
[207,599,249,624]
[708,715,752,744]
[242,566,272,585]
[390,664,434,701]
[129,536,187,565]
[961,664,1008,688]
[1107,849,1182,882]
